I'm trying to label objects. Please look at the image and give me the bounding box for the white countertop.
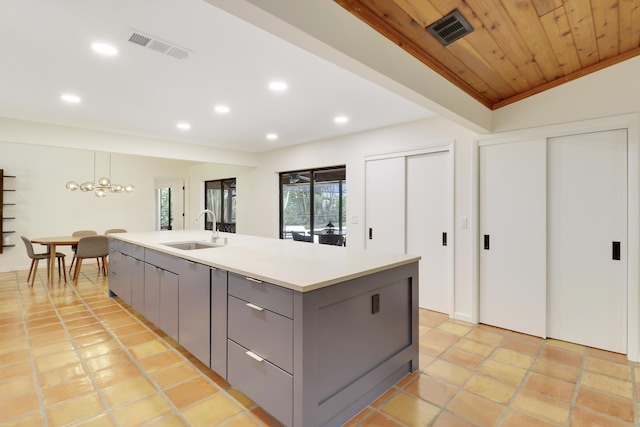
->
[111,230,420,292]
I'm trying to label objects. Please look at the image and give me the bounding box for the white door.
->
[406,152,450,313]
[547,130,627,353]
[479,140,547,337]
[365,157,405,253]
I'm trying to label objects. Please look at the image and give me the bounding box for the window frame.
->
[279,166,346,243]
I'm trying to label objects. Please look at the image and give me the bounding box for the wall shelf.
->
[1,170,16,253]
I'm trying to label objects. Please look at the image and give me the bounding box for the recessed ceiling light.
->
[91,43,118,55]
[266,133,278,140]
[177,122,191,130]
[268,81,287,91]
[61,94,81,103]
[334,116,349,124]
[214,105,230,114]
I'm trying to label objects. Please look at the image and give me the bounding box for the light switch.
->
[351,215,359,224]
[460,217,468,229]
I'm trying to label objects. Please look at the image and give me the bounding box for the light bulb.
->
[124,184,135,193]
[65,181,79,191]
[98,177,110,187]
[95,188,107,198]
[80,182,95,192]
[109,184,123,193]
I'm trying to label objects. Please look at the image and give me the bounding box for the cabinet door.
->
[179,260,211,366]
[119,254,133,305]
[108,250,124,297]
[211,267,228,377]
[130,258,145,313]
[159,270,179,341]
[479,140,547,337]
[144,263,160,326]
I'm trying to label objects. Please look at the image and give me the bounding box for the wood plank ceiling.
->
[333,0,640,109]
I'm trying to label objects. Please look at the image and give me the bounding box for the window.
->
[158,187,172,230]
[280,166,346,244]
[204,178,236,233]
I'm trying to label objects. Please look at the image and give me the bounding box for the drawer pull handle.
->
[246,351,264,362]
[246,303,264,311]
[246,277,263,284]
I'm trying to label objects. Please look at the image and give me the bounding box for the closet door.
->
[406,152,450,313]
[365,157,405,253]
[479,140,547,337]
[547,130,627,353]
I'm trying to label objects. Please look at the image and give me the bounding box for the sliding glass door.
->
[204,178,236,233]
[280,167,346,244]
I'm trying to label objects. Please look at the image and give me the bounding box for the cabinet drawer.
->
[228,273,293,318]
[120,241,145,260]
[145,248,182,273]
[228,340,292,427]
[228,295,292,373]
[108,237,120,252]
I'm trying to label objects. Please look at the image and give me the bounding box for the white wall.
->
[239,116,478,318]
[186,163,256,232]
[493,55,640,132]
[0,141,195,272]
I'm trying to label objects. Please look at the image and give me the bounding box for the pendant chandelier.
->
[65,152,134,198]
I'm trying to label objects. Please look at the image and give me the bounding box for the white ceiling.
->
[0,0,435,153]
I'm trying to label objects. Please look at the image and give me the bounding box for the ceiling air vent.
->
[125,29,192,60]
[426,10,474,46]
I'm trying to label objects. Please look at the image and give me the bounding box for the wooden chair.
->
[21,236,66,286]
[72,235,109,285]
[69,230,98,273]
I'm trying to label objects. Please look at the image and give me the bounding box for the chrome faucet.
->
[196,209,223,243]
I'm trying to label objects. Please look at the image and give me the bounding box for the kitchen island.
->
[108,230,419,427]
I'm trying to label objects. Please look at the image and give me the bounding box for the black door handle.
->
[613,241,621,260]
[369,228,373,240]
[484,235,490,250]
[442,232,447,246]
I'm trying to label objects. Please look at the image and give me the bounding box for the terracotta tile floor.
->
[1,268,639,426]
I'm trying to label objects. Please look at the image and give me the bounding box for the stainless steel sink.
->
[161,241,222,250]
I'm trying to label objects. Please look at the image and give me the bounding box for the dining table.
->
[30,236,80,285]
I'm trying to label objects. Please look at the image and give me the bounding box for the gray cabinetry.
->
[159,269,179,341]
[129,257,145,313]
[107,235,418,427]
[227,273,294,426]
[211,267,228,376]
[108,241,125,298]
[108,239,145,306]
[143,263,160,326]
[228,340,293,425]
[145,249,181,342]
[179,259,211,366]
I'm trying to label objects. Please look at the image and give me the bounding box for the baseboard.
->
[453,312,473,323]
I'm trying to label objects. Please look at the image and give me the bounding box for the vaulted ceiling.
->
[334,0,640,110]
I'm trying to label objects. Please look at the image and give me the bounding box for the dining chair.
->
[292,231,312,242]
[318,234,345,246]
[21,236,67,286]
[69,230,98,274]
[104,228,127,234]
[72,235,109,285]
